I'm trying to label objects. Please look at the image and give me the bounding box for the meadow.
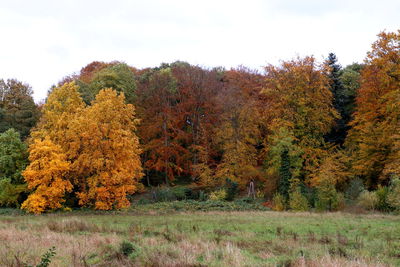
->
[0,209,399,267]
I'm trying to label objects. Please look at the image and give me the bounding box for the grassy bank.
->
[0,210,399,266]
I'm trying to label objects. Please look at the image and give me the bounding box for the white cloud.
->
[0,0,398,102]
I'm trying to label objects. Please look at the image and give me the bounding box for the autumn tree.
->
[213,67,266,189]
[171,64,223,185]
[21,138,72,214]
[73,89,143,210]
[31,81,85,147]
[136,66,189,185]
[346,30,400,187]
[263,56,338,187]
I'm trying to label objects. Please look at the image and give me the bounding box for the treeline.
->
[0,30,399,213]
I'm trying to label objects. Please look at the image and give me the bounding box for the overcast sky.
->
[0,0,398,102]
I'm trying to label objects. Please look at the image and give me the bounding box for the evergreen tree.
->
[278,149,291,199]
[325,53,347,145]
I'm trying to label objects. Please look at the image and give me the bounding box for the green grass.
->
[0,208,399,266]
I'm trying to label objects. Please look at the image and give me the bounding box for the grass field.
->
[0,210,399,266]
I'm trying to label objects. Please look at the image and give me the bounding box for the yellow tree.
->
[262,56,338,185]
[21,138,72,214]
[74,89,143,210]
[346,31,400,186]
[31,81,85,154]
[213,68,265,189]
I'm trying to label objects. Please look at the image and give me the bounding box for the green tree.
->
[325,53,346,145]
[0,128,28,183]
[0,79,40,139]
[78,63,137,104]
[278,149,291,200]
[0,128,28,207]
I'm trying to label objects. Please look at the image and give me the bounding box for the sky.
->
[0,0,398,102]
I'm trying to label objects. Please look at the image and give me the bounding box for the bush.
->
[289,188,309,211]
[357,191,378,210]
[387,178,400,211]
[345,178,365,202]
[225,178,238,201]
[256,189,265,199]
[153,187,176,202]
[0,179,27,207]
[152,186,194,202]
[171,186,190,200]
[120,241,137,256]
[198,190,207,201]
[209,189,227,201]
[272,193,286,211]
[25,246,56,267]
[375,185,392,212]
[315,180,343,211]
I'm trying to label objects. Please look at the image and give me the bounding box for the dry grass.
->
[0,210,398,266]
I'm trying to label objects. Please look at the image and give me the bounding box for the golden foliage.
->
[24,82,143,213]
[72,89,143,210]
[263,56,339,183]
[21,138,72,214]
[346,31,400,185]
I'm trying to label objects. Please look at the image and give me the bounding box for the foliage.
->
[25,83,142,213]
[21,138,72,214]
[78,63,137,104]
[224,178,238,201]
[310,151,350,189]
[289,187,309,211]
[209,189,227,201]
[0,128,28,182]
[263,56,338,184]
[357,191,378,210]
[0,179,27,207]
[387,177,400,211]
[278,149,291,200]
[344,178,365,202]
[324,53,348,145]
[315,178,342,211]
[375,185,391,212]
[73,89,143,210]
[346,30,400,186]
[132,199,269,212]
[272,193,286,211]
[119,240,139,257]
[0,79,40,139]
[214,68,265,188]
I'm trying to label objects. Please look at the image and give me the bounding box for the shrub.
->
[0,179,27,207]
[209,189,227,201]
[198,190,207,201]
[289,188,309,211]
[357,191,378,210]
[120,240,138,256]
[375,185,392,212]
[272,193,286,211]
[344,178,365,202]
[225,178,238,201]
[25,247,56,267]
[171,186,189,200]
[387,178,400,211]
[315,180,343,211]
[153,187,176,202]
[256,189,265,199]
[152,186,194,202]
